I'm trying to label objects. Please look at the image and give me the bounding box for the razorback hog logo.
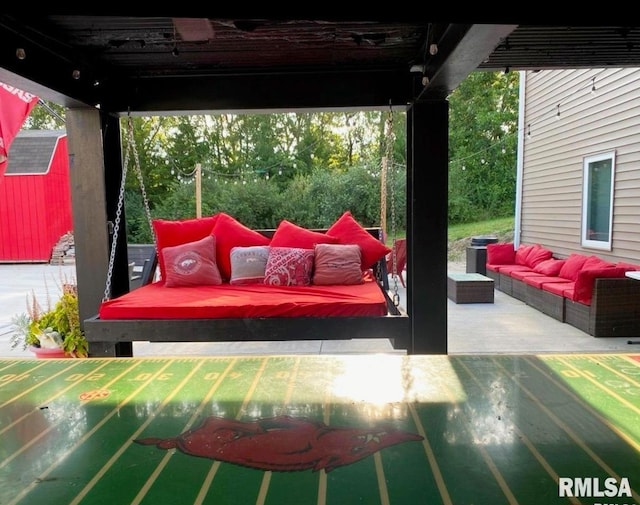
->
[134,415,423,472]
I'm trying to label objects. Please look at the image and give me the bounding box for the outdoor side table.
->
[447,272,495,304]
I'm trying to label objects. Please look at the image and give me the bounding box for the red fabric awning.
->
[0,82,38,175]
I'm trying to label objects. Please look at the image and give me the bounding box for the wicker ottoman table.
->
[447,272,495,304]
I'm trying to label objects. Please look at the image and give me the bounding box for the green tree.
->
[448,71,519,223]
[24,99,65,130]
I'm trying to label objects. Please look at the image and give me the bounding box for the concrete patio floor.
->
[0,261,637,358]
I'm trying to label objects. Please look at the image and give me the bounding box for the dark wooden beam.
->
[101,70,418,114]
[407,100,448,354]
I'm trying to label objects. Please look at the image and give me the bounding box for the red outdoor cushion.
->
[510,270,545,281]
[99,278,387,319]
[524,275,572,289]
[211,213,271,281]
[542,282,575,297]
[515,244,536,266]
[582,255,614,270]
[558,253,589,281]
[533,258,565,276]
[572,266,626,305]
[152,214,219,281]
[617,261,640,271]
[327,211,391,270]
[497,264,534,276]
[270,219,339,249]
[486,243,515,265]
[525,245,553,268]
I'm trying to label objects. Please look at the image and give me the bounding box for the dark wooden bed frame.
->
[83,227,411,357]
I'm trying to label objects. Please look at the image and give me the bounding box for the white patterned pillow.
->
[264,247,314,286]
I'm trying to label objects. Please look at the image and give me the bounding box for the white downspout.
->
[514,71,526,248]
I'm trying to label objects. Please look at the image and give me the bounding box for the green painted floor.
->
[1,353,639,504]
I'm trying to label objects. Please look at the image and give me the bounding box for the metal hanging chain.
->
[103,116,155,301]
[384,107,400,307]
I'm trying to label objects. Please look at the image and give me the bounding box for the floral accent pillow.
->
[264,247,315,286]
[162,235,222,287]
[230,246,270,285]
[312,243,363,285]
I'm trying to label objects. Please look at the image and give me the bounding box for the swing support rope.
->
[103,116,156,302]
[383,107,401,307]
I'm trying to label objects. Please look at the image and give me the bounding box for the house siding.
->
[521,67,640,264]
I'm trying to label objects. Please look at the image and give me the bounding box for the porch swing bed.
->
[83,214,410,355]
[82,115,410,356]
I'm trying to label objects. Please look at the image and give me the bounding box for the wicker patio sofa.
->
[485,243,640,337]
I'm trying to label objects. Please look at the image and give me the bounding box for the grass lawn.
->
[385,216,515,261]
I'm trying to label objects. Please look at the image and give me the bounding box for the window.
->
[581,151,615,250]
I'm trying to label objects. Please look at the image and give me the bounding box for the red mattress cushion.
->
[99,279,387,319]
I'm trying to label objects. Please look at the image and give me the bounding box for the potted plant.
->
[10,282,89,358]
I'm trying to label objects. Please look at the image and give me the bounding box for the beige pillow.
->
[230,246,269,285]
[312,243,364,285]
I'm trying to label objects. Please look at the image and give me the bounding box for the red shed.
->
[0,130,73,263]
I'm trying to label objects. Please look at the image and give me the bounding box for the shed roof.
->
[4,130,66,175]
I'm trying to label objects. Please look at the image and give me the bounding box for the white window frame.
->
[581,151,615,251]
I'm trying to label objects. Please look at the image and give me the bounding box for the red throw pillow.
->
[558,253,589,281]
[515,244,535,266]
[573,266,626,305]
[617,261,640,271]
[152,214,219,280]
[312,243,364,285]
[327,211,391,270]
[270,219,339,249]
[162,235,222,287]
[486,243,515,265]
[211,213,271,281]
[582,255,614,270]
[264,247,315,286]
[525,246,553,268]
[533,258,565,276]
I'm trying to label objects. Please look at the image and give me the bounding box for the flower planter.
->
[29,346,70,359]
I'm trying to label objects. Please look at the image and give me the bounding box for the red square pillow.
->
[264,247,315,286]
[211,213,271,281]
[486,243,515,265]
[582,255,614,270]
[162,235,222,287]
[532,258,565,276]
[152,214,219,280]
[573,266,626,305]
[312,243,364,285]
[270,219,339,249]
[617,261,640,271]
[525,245,553,268]
[327,211,391,270]
[558,253,589,281]
[515,244,535,266]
